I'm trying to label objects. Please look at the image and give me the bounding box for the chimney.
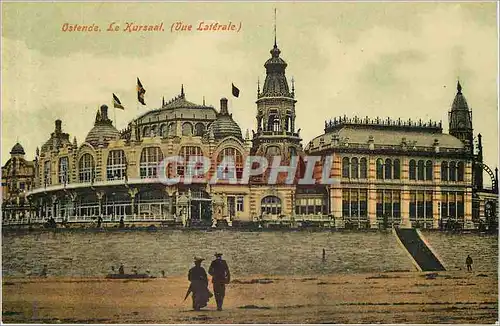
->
[100,105,109,120]
[55,119,62,134]
[220,98,228,115]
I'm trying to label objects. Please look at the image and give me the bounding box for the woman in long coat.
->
[188,258,211,310]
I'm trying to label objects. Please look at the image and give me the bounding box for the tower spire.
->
[181,84,185,97]
[274,8,277,47]
[257,78,260,95]
[457,79,462,94]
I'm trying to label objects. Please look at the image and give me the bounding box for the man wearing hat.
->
[188,257,211,311]
[208,252,231,311]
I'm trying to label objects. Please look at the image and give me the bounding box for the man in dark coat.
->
[208,252,231,311]
[188,257,211,311]
[466,255,473,271]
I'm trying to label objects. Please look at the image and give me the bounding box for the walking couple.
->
[187,252,231,311]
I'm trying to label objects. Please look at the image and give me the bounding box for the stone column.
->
[51,195,58,219]
[433,187,441,229]
[165,186,176,220]
[368,184,377,228]
[401,186,410,228]
[96,191,105,219]
[128,188,138,220]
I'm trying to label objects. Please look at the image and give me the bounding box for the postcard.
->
[1,2,498,324]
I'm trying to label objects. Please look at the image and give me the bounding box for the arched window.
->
[79,153,95,182]
[425,160,433,181]
[267,111,278,131]
[151,125,157,137]
[58,157,69,184]
[159,124,167,138]
[261,196,282,215]
[140,147,163,178]
[417,160,425,180]
[194,123,206,136]
[457,162,464,181]
[182,122,193,136]
[441,161,448,181]
[393,159,400,180]
[351,157,359,179]
[409,160,416,180]
[342,157,350,178]
[376,158,384,179]
[385,159,392,180]
[360,158,368,179]
[449,161,457,181]
[265,146,281,156]
[168,123,176,137]
[217,147,244,180]
[143,126,150,138]
[178,146,203,176]
[107,150,127,181]
[43,161,51,186]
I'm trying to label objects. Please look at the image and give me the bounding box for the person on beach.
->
[208,252,231,311]
[118,264,125,275]
[188,257,211,311]
[40,265,48,277]
[322,248,326,262]
[466,255,473,271]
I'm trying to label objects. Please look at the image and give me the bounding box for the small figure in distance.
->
[322,248,326,262]
[119,216,125,228]
[118,264,125,275]
[209,252,231,311]
[466,255,473,272]
[161,270,166,278]
[40,265,48,277]
[132,266,138,274]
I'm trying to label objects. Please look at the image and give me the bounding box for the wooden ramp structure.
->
[394,227,446,271]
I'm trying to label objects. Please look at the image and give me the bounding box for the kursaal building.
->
[2,37,499,230]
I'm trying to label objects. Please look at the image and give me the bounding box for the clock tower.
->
[448,81,473,154]
[251,38,303,161]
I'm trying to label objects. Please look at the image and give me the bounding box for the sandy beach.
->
[2,271,497,324]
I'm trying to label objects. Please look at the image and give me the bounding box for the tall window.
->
[159,124,167,137]
[425,160,433,181]
[217,147,244,180]
[409,190,433,220]
[194,123,206,136]
[351,157,359,179]
[449,161,457,181]
[143,126,151,137]
[376,190,401,219]
[457,162,464,181]
[78,153,95,183]
[384,159,392,179]
[417,160,425,180]
[342,157,350,178]
[140,147,163,178]
[44,161,51,186]
[342,189,368,217]
[409,160,416,180]
[182,122,193,136]
[441,161,448,181]
[107,150,127,180]
[168,123,176,136]
[178,146,203,177]
[376,158,384,179]
[360,158,368,179]
[58,157,69,184]
[261,196,281,215]
[393,159,400,179]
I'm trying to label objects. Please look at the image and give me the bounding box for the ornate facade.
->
[2,39,498,230]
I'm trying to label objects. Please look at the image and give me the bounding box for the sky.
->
[1,2,498,185]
